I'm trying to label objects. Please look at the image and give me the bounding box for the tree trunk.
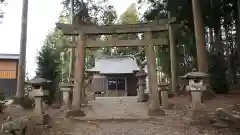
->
[209,28,214,51]
[236,0,240,62]
[69,0,76,82]
[16,0,29,100]
[168,12,178,95]
[213,26,222,54]
[191,0,208,72]
[224,25,234,84]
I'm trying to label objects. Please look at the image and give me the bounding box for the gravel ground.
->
[37,119,238,135]
[1,95,240,135]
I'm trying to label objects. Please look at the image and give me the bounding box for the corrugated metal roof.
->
[87,55,140,74]
[0,53,19,60]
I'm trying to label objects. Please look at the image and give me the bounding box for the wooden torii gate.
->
[56,17,177,116]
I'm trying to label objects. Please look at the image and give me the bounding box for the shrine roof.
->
[0,53,19,60]
[87,55,140,74]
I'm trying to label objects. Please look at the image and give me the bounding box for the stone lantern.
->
[136,67,147,102]
[27,76,51,125]
[181,71,208,119]
[60,79,74,110]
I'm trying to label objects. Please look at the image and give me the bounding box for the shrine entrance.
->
[56,16,178,116]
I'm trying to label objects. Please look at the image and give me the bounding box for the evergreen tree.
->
[36,31,63,104]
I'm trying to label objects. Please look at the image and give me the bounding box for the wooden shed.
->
[87,55,139,97]
[0,53,19,98]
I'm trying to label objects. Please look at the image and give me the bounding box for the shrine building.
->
[0,53,19,98]
[87,55,139,97]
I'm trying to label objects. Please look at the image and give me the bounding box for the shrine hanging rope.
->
[132,43,149,57]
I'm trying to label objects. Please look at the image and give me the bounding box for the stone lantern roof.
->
[181,72,208,80]
[26,76,52,85]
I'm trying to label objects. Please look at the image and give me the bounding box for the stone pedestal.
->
[26,76,52,125]
[137,85,145,102]
[30,89,51,125]
[34,96,44,114]
[159,83,169,109]
[187,80,207,120]
[60,84,73,110]
[136,71,147,102]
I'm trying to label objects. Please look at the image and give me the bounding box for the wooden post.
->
[16,0,28,101]
[72,33,85,109]
[168,12,178,95]
[145,32,165,116]
[192,0,208,72]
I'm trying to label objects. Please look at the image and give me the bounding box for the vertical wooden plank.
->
[145,32,165,116]
[168,12,178,95]
[72,33,85,109]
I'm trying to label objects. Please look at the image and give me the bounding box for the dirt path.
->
[81,97,148,119]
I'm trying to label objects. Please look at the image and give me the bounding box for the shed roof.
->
[87,55,140,74]
[0,53,19,60]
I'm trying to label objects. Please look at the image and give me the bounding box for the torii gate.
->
[56,17,177,116]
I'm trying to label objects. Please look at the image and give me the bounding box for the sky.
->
[0,0,148,79]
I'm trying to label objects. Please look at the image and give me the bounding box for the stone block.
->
[65,109,86,118]
[148,108,165,116]
[32,113,51,125]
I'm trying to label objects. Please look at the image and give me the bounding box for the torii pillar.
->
[65,33,86,117]
[72,33,85,109]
